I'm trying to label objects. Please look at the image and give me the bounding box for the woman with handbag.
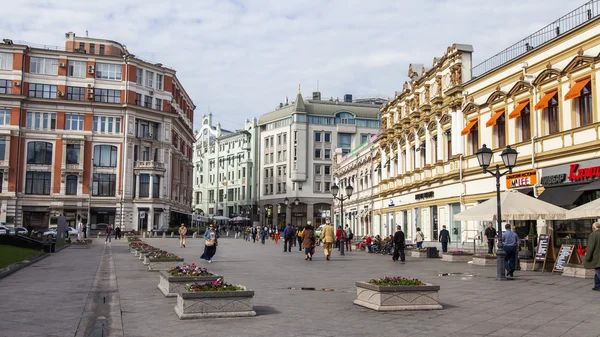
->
[301,223,315,261]
[201,223,218,263]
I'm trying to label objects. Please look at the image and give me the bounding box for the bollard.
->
[143,231,147,239]
[193,232,197,239]
[162,232,166,239]
[170,232,174,238]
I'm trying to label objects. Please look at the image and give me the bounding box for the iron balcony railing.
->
[471,0,600,78]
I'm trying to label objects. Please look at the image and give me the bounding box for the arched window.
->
[93,145,118,167]
[335,112,355,125]
[27,141,53,165]
[66,175,78,195]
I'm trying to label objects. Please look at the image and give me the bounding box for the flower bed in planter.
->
[410,249,428,258]
[441,251,473,262]
[69,239,93,249]
[472,254,496,266]
[562,263,595,279]
[158,264,222,297]
[174,280,256,319]
[147,251,184,271]
[354,277,442,311]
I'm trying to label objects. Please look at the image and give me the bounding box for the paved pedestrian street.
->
[1,237,599,337]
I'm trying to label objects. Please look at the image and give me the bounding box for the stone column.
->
[396,141,402,175]
[149,174,154,199]
[134,173,140,199]
[388,152,395,179]
[380,150,387,181]
[452,109,464,155]
[425,129,432,166]
[436,120,443,162]
[285,208,292,227]
[148,207,154,232]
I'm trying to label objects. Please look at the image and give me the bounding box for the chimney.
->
[312,91,321,100]
[344,94,352,103]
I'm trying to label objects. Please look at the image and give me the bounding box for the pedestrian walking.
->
[105,224,113,244]
[302,223,315,261]
[115,226,121,240]
[260,227,267,244]
[201,223,218,263]
[83,223,87,239]
[439,225,450,253]
[584,222,600,291]
[297,225,304,251]
[392,225,406,263]
[345,225,353,251]
[321,220,335,260]
[415,227,425,249]
[251,226,257,243]
[274,229,280,244]
[485,222,497,254]
[283,224,295,252]
[178,223,187,248]
[502,223,519,278]
[77,221,83,241]
[335,226,343,251]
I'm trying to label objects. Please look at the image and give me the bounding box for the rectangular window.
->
[0,79,12,94]
[315,165,321,175]
[65,114,84,131]
[135,93,142,106]
[66,175,78,195]
[324,133,331,143]
[155,98,162,111]
[94,89,121,103]
[28,83,57,99]
[67,87,85,101]
[315,149,321,159]
[144,95,152,108]
[89,43,95,54]
[0,140,5,160]
[324,149,331,159]
[0,52,13,70]
[93,116,98,132]
[496,115,506,148]
[78,42,85,50]
[96,63,122,80]
[545,93,560,135]
[314,132,321,142]
[145,71,154,87]
[107,117,113,133]
[99,44,105,55]
[468,124,479,155]
[153,175,160,198]
[577,82,593,127]
[156,74,163,90]
[315,182,322,192]
[142,146,150,161]
[0,109,10,125]
[25,171,51,195]
[520,105,531,141]
[30,57,58,75]
[361,134,368,144]
[26,112,56,130]
[446,133,452,159]
[92,173,116,196]
[100,117,106,132]
[93,145,118,167]
[338,133,351,154]
[136,68,143,85]
[66,144,80,164]
[67,61,86,78]
[139,174,150,198]
[324,165,331,175]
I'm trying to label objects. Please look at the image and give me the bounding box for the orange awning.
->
[461,119,478,136]
[486,109,505,127]
[534,90,557,110]
[564,78,591,101]
[508,101,529,119]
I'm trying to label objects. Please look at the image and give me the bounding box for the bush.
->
[368,277,424,286]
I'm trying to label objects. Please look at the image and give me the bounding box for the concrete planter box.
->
[520,259,542,271]
[562,263,595,279]
[472,255,496,266]
[157,271,223,297]
[147,258,185,272]
[69,244,89,249]
[411,250,428,258]
[354,281,442,311]
[441,253,473,262]
[174,287,256,319]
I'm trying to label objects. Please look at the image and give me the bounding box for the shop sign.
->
[415,192,434,200]
[293,212,306,217]
[541,158,600,185]
[506,170,537,188]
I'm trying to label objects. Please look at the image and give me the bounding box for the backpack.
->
[287,227,295,239]
[349,232,354,240]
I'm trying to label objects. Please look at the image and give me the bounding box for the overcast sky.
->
[0,0,582,131]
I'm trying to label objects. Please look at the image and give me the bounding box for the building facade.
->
[0,32,195,231]
[371,2,600,250]
[192,114,258,218]
[257,88,381,229]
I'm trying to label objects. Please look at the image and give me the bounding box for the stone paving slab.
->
[1,237,599,337]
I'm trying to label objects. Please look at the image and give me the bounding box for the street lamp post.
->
[283,197,299,230]
[331,183,353,256]
[475,144,518,281]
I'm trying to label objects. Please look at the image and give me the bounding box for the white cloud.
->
[0,0,580,130]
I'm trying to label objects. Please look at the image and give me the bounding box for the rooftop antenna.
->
[85,30,89,37]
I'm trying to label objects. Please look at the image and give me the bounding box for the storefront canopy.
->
[566,198,600,219]
[537,184,586,208]
[454,190,567,221]
[211,215,230,221]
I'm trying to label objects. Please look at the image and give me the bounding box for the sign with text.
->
[535,234,550,262]
[506,170,537,189]
[541,158,600,185]
[553,244,574,273]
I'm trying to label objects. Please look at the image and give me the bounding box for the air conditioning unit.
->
[87,84,92,88]
[88,65,95,74]
[149,90,154,95]
[13,81,20,87]
[87,93,94,99]
[149,132,154,139]
[59,62,65,68]
[87,88,94,93]
[57,91,64,97]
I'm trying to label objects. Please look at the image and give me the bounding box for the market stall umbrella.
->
[211,215,230,221]
[565,197,600,219]
[453,190,568,221]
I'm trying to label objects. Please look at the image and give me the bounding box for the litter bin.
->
[426,247,438,258]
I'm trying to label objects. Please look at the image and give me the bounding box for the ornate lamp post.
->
[331,183,353,256]
[282,197,299,230]
[475,144,518,281]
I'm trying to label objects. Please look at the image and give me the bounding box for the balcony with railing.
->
[471,0,600,78]
[134,161,165,170]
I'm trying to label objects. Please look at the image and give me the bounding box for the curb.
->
[0,243,71,280]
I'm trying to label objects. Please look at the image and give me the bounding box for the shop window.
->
[545,93,560,135]
[519,104,531,141]
[576,82,593,126]
[496,114,506,148]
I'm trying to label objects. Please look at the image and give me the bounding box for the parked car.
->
[0,226,9,235]
[314,225,325,239]
[43,227,78,238]
[8,227,29,236]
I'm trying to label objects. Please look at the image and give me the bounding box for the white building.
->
[192,114,258,219]
[257,87,381,229]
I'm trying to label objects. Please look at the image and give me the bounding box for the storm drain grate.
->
[438,272,476,277]
[288,287,336,292]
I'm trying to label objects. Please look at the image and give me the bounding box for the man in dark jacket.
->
[584,222,600,291]
[439,225,451,253]
[484,222,497,254]
[284,224,295,252]
[392,225,406,263]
